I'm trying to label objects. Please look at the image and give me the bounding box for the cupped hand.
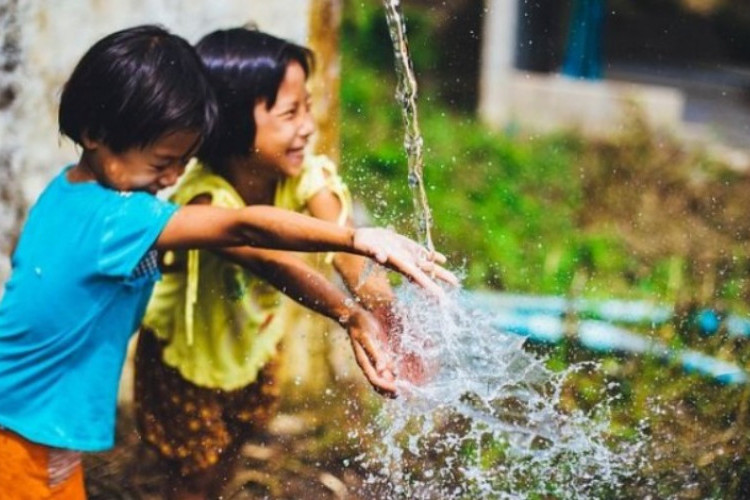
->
[372,304,438,387]
[352,228,459,297]
[345,308,398,398]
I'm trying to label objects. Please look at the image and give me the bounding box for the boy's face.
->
[82,130,201,194]
[252,60,315,178]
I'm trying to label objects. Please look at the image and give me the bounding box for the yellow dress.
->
[142,155,351,391]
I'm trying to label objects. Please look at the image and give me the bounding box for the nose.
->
[298,110,315,139]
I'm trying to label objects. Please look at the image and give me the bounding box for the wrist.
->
[349,227,359,254]
[338,302,364,328]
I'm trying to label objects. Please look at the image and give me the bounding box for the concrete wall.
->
[485,71,686,137]
[479,0,686,138]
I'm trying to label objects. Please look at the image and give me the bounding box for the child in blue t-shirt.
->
[0,25,455,497]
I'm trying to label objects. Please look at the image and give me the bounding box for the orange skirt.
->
[0,428,85,500]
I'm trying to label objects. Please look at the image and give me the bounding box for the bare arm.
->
[214,244,397,396]
[156,204,354,253]
[307,188,437,387]
[306,188,395,311]
[155,204,457,296]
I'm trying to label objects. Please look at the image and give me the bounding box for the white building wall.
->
[478,0,684,139]
[478,0,518,128]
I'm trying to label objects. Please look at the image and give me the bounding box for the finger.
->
[353,342,398,397]
[358,327,394,375]
[374,248,389,264]
[419,260,460,286]
[391,238,455,285]
[428,250,447,265]
[387,256,446,298]
[392,235,446,265]
[434,266,460,286]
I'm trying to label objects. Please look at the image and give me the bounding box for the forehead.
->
[275,61,309,99]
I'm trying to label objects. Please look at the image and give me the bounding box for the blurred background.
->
[3,0,750,498]
[341,1,750,498]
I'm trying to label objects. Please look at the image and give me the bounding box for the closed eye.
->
[279,106,297,118]
[153,155,191,169]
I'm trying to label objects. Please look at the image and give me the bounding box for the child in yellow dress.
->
[134,27,439,499]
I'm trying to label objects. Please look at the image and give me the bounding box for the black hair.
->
[59,25,218,153]
[194,27,314,172]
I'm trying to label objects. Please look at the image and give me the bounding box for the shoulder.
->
[296,154,344,191]
[171,160,243,208]
[302,154,338,177]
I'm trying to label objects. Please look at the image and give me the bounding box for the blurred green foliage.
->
[340,1,750,306]
[340,0,750,497]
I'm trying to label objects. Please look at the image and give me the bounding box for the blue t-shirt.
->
[0,166,178,451]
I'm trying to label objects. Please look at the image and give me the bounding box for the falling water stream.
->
[382,0,434,252]
[355,2,644,497]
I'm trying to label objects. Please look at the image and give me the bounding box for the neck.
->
[224,157,278,206]
[68,152,101,183]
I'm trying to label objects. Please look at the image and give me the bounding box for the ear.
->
[81,131,101,150]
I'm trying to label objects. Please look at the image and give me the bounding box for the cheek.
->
[105,163,131,186]
[128,167,159,186]
[276,123,299,145]
[256,128,288,154]
[252,133,271,155]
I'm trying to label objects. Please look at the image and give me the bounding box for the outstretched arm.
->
[155,204,457,296]
[307,188,436,387]
[306,188,395,311]
[213,244,397,396]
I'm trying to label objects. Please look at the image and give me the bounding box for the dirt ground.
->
[84,404,380,500]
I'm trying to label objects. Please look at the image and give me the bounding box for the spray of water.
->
[354,286,644,498]
[382,0,434,252]
[364,4,644,496]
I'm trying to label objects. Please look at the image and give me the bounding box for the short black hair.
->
[194,27,314,172]
[59,25,218,153]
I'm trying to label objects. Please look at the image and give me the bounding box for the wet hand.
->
[372,304,437,388]
[344,308,398,398]
[352,228,459,297]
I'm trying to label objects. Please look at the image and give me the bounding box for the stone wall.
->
[0,0,23,286]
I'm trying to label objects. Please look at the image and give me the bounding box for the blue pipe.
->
[466,291,749,385]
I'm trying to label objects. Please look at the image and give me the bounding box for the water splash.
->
[354,286,644,498]
[382,0,434,252]
[372,4,642,496]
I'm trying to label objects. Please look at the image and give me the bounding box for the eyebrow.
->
[274,102,299,116]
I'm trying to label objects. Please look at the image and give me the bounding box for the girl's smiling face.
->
[252,60,315,178]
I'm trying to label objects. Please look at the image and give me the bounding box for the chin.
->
[283,162,304,177]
